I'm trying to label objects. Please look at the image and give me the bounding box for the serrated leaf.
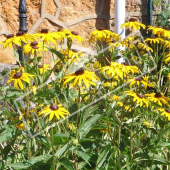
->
[53,133,69,145]
[6,154,53,169]
[55,144,68,158]
[77,151,91,166]
[59,157,74,170]
[79,114,101,139]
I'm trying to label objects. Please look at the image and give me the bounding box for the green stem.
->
[51,127,55,170]
[75,87,81,170]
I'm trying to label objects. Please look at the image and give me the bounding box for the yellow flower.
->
[93,61,101,69]
[34,29,57,45]
[147,26,170,38]
[125,90,149,107]
[39,104,70,121]
[68,123,76,131]
[62,68,100,88]
[117,102,132,112]
[143,121,152,128]
[67,31,84,44]
[29,84,37,94]
[145,37,163,44]
[145,92,170,106]
[137,43,153,53]
[121,18,146,31]
[24,41,46,56]
[113,95,121,101]
[16,123,25,130]
[108,40,122,51]
[127,75,154,90]
[7,70,34,90]
[38,64,50,74]
[89,28,113,42]
[0,32,34,49]
[121,36,136,49]
[164,53,170,64]
[103,81,117,88]
[55,29,71,40]
[157,108,170,121]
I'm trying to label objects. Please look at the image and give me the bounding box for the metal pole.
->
[115,0,126,63]
[148,0,153,26]
[18,0,28,63]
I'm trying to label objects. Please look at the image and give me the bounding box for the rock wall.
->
[0,0,161,64]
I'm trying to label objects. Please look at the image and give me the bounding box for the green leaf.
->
[158,142,170,147]
[79,114,101,139]
[59,157,74,170]
[82,102,102,121]
[96,145,111,168]
[6,154,53,169]
[0,125,17,143]
[45,46,64,62]
[55,144,68,158]
[134,152,169,164]
[53,133,69,145]
[77,151,91,166]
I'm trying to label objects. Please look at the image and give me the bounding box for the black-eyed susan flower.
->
[24,41,46,56]
[145,92,170,106]
[125,90,149,107]
[29,83,37,94]
[145,37,163,44]
[127,75,154,90]
[164,53,170,64]
[16,123,25,130]
[0,34,16,49]
[38,64,50,74]
[117,102,132,112]
[67,31,84,44]
[103,81,117,88]
[93,60,101,69]
[7,70,34,90]
[89,28,113,42]
[137,43,153,53]
[100,62,122,78]
[62,68,100,88]
[121,18,146,31]
[147,26,170,38]
[121,62,139,75]
[121,36,136,49]
[108,40,122,52]
[38,104,70,121]
[157,108,170,121]
[34,29,57,45]
[55,28,71,40]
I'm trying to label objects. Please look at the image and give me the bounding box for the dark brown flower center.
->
[72,49,79,53]
[121,62,129,66]
[50,104,59,110]
[31,41,38,46]
[58,28,63,31]
[111,40,116,43]
[38,64,43,68]
[137,93,143,99]
[41,29,48,33]
[7,34,14,39]
[129,18,137,22]
[135,77,142,81]
[16,31,25,36]
[13,72,22,78]
[32,46,39,49]
[98,27,105,31]
[71,31,78,35]
[165,109,170,113]
[154,92,162,98]
[75,68,84,76]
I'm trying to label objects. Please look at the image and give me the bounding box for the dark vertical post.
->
[18,0,28,63]
[148,0,153,26]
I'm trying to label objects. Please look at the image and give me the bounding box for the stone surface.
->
[0,0,162,64]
